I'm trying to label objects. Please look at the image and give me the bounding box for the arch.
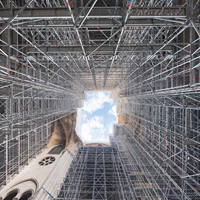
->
[47,145,64,154]
[19,190,33,200]
[3,190,18,200]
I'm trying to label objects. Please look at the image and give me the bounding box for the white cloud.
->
[108,123,114,134]
[107,105,118,135]
[108,105,117,117]
[82,111,87,122]
[81,116,107,142]
[81,124,92,141]
[81,92,117,144]
[82,92,113,114]
[96,133,109,143]
[75,108,82,138]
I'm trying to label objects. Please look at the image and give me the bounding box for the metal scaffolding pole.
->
[0,1,200,199]
[57,145,135,200]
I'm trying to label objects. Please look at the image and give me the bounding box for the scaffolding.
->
[0,0,200,199]
[112,114,200,199]
[57,121,200,200]
[0,85,84,185]
[57,144,135,200]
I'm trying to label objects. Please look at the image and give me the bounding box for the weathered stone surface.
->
[0,112,82,200]
[48,112,82,149]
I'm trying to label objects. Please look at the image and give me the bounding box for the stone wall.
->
[0,112,82,200]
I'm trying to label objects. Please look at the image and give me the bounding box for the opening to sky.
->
[79,92,117,144]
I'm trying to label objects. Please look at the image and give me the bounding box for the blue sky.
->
[77,92,117,143]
